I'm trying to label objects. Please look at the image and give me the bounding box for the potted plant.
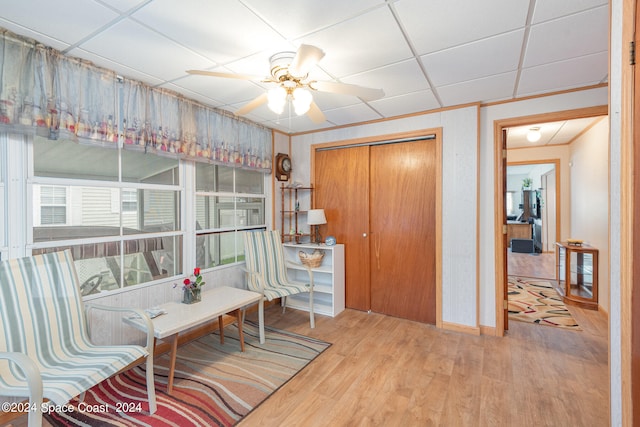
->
[522,178,533,190]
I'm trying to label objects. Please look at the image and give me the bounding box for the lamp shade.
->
[268,86,287,115]
[292,87,312,115]
[307,209,327,225]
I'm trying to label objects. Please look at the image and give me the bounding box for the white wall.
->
[290,106,479,329]
[569,118,609,312]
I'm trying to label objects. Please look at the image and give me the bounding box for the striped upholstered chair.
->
[0,250,157,427]
[243,230,314,344]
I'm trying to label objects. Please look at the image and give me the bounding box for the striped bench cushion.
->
[0,250,148,405]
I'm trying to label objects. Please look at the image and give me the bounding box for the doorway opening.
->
[493,105,609,336]
[506,160,559,280]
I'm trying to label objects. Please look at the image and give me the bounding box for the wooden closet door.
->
[315,146,371,311]
[369,140,437,323]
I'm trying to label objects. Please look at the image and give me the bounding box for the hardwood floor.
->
[241,303,608,426]
[508,250,556,279]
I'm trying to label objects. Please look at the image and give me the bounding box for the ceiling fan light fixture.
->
[527,127,541,142]
[292,87,312,115]
[268,86,287,115]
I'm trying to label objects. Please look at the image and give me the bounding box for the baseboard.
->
[479,325,497,336]
[442,321,481,336]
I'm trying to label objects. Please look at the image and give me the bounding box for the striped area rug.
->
[45,321,330,426]
[508,276,581,330]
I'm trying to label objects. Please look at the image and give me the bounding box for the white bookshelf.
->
[282,243,345,317]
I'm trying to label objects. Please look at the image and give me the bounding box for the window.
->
[506,191,515,216]
[39,186,68,225]
[195,163,265,269]
[121,189,138,212]
[30,137,182,295]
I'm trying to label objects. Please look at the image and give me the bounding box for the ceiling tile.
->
[157,82,225,108]
[170,73,265,107]
[369,90,440,117]
[341,59,429,98]
[241,0,387,39]
[518,52,608,96]
[532,0,608,23]
[323,103,383,126]
[437,72,517,106]
[394,0,530,55]
[100,0,149,13]
[421,30,524,87]
[311,91,361,111]
[524,6,608,68]
[263,114,336,134]
[131,0,286,65]
[71,19,214,82]
[0,18,70,51]
[296,7,413,77]
[69,48,164,86]
[0,0,118,46]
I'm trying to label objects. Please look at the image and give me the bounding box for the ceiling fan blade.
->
[236,93,268,116]
[186,69,266,81]
[307,100,326,124]
[288,44,325,78]
[312,80,384,101]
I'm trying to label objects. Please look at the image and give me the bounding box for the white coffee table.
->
[125,286,262,393]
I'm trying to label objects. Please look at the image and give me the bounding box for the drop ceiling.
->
[506,116,607,149]
[0,0,609,134]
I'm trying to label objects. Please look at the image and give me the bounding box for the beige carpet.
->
[508,276,581,330]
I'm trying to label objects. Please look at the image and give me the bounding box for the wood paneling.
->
[369,140,437,323]
[315,146,371,311]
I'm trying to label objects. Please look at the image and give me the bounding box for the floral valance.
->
[0,29,272,171]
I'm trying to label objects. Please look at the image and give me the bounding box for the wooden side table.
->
[555,242,598,310]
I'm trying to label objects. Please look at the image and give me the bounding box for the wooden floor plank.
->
[241,305,609,426]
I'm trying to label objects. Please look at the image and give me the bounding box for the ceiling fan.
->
[186,44,385,124]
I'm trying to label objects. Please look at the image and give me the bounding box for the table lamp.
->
[307,209,327,244]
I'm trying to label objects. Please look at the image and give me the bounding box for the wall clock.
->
[275,152,292,181]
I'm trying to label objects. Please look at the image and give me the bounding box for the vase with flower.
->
[175,267,205,304]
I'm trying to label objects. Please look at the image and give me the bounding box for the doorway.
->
[506,160,559,281]
[493,105,609,335]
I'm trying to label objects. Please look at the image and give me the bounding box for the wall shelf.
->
[281,184,313,244]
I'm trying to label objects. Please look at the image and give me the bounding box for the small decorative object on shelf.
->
[298,249,325,268]
[325,235,336,246]
[566,238,583,246]
[175,267,205,304]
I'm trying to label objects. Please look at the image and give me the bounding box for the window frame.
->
[27,138,185,298]
[195,165,267,269]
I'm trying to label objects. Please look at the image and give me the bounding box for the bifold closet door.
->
[315,145,371,311]
[369,139,437,324]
